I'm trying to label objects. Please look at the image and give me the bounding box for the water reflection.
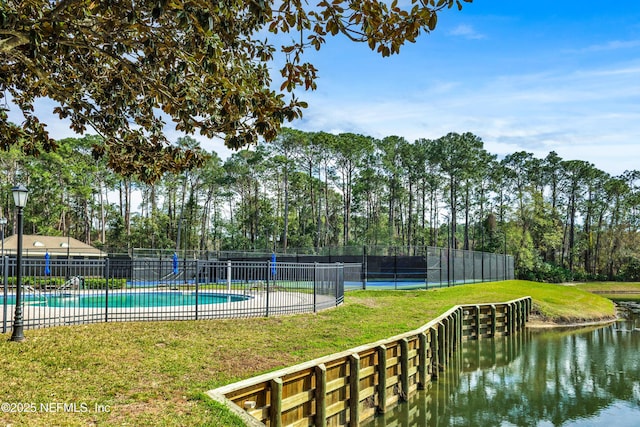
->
[366,306,640,426]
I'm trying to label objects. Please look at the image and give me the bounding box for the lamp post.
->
[0,217,6,270]
[1,216,6,334]
[66,229,70,281]
[10,184,28,342]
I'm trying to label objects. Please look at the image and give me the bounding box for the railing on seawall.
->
[207,296,532,427]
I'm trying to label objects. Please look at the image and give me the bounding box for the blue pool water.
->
[0,292,250,308]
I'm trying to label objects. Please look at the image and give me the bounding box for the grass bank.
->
[0,280,621,426]
[575,282,640,302]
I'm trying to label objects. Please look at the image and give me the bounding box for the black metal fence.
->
[1,244,515,332]
[158,246,513,290]
[107,246,513,290]
[1,257,346,332]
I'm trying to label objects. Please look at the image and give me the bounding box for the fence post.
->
[447,249,451,287]
[335,263,339,306]
[104,258,110,323]
[505,254,508,280]
[313,263,318,313]
[362,245,367,290]
[195,260,199,321]
[393,246,398,290]
[265,261,270,317]
[425,248,429,290]
[439,248,444,287]
[226,260,231,294]
[462,250,466,285]
[451,249,455,287]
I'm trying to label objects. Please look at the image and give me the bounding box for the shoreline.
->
[526,313,618,329]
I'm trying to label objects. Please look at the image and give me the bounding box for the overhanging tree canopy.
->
[0,0,472,182]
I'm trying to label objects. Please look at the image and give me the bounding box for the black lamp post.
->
[0,217,6,270]
[10,184,28,342]
[1,216,6,334]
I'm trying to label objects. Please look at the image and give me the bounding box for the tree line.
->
[2,129,640,282]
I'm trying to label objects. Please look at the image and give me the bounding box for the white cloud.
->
[293,57,640,177]
[448,24,486,39]
[570,39,640,53]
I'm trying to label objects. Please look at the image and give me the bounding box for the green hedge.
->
[4,277,126,290]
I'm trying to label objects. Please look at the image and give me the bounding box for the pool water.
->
[4,292,250,308]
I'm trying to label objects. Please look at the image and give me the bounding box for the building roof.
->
[1,235,106,258]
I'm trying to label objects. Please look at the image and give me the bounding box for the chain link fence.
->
[127,246,513,290]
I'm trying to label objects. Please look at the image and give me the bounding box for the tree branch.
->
[0,31,30,53]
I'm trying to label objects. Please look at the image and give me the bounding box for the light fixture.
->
[10,183,28,342]
[12,184,28,208]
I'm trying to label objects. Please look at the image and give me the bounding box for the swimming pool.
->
[3,292,251,308]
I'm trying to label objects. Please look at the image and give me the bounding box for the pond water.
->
[365,302,640,427]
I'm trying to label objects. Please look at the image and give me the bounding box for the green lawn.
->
[574,282,640,302]
[0,280,622,426]
[575,281,640,293]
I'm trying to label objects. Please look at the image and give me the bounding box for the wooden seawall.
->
[208,297,531,426]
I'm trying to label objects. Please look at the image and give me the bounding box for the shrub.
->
[619,257,640,281]
[518,262,574,283]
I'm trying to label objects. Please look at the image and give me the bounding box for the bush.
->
[519,262,616,283]
[83,277,127,290]
[619,257,640,281]
[6,276,126,290]
[517,262,574,283]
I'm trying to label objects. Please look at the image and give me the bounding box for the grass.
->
[0,280,624,426]
[575,281,640,293]
[574,282,640,303]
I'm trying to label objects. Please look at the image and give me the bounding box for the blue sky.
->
[287,1,640,176]
[9,1,640,177]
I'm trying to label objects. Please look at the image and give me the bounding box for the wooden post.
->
[458,308,463,347]
[349,354,360,426]
[377,345,387,413]
[490,304,496,337]
[315,364,327,427]
[270,378,283,427]
[452,310,459,348]
[431,327,439,379]
[445,317,453,359]
[400,338,409,402]
[438,322,445,370]
[474,305,481,340]
[418,332,428,390]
